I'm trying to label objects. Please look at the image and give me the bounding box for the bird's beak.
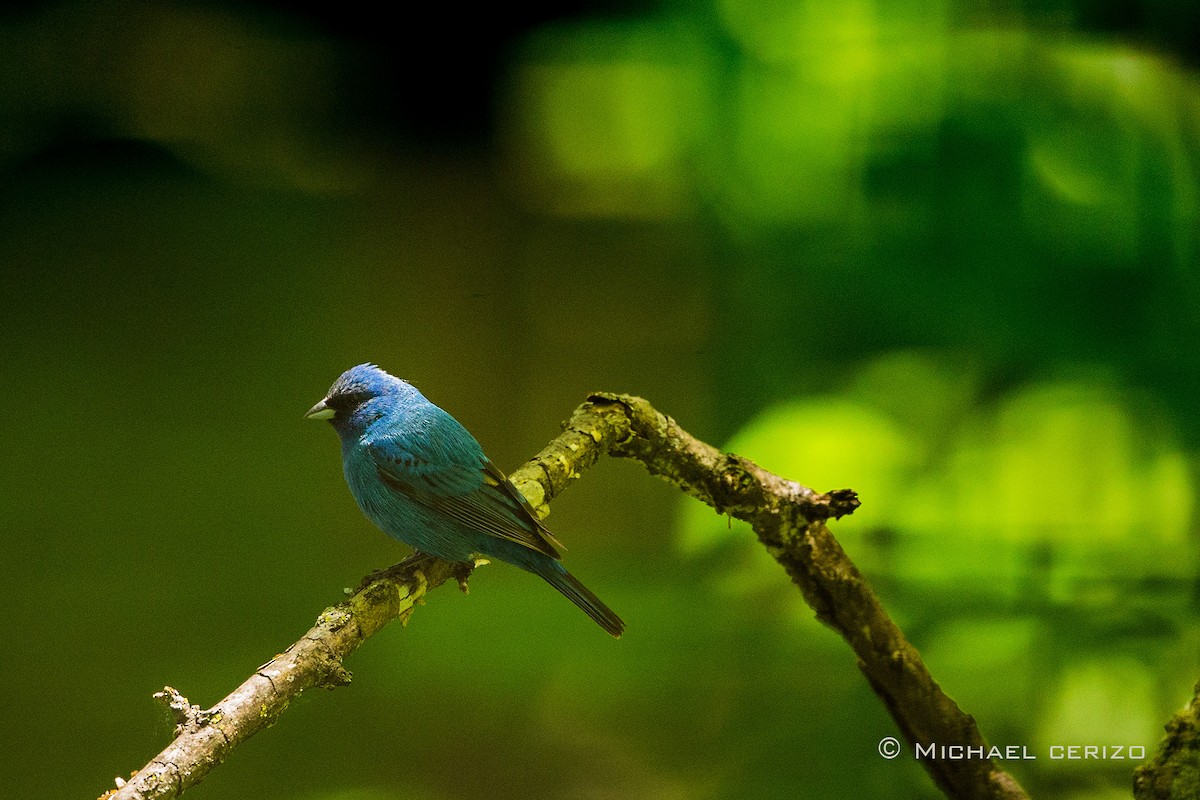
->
[305,399,335,420]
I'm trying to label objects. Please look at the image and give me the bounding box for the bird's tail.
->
[540,560,625,638]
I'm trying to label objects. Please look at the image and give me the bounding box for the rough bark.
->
[1135,683,1200,800]
[101,393,1028,800]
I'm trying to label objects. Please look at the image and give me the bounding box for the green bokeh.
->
[1,2,1198,799]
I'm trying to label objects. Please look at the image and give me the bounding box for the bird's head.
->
[306,363,404,434]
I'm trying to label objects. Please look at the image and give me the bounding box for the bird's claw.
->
[450,559,487,594]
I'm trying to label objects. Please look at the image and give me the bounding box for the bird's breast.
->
[342,447,393,526]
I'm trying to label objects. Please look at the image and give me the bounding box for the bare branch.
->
[102,393,1027,800]
[103,554,461,800]
[560,394,1028,800]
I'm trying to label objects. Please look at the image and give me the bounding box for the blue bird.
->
[307,363,624,637]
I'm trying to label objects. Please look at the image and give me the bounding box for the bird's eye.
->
[331,390,372,412]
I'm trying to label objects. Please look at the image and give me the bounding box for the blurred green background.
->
[2,1,1198,798]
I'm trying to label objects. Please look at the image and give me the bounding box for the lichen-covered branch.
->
[550,394,1028,800]
[1135,683,1200,800]
[102,554,464,800]
[102,393,1026,800]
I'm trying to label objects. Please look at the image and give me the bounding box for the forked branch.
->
[102,393,1027,800]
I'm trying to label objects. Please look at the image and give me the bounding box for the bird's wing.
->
[364,405,562,559]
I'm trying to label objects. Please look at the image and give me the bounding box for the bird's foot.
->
[450,558,489,594]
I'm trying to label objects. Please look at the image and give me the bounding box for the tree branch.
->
[102,393,1027,800]
[1135,682,1200,800]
